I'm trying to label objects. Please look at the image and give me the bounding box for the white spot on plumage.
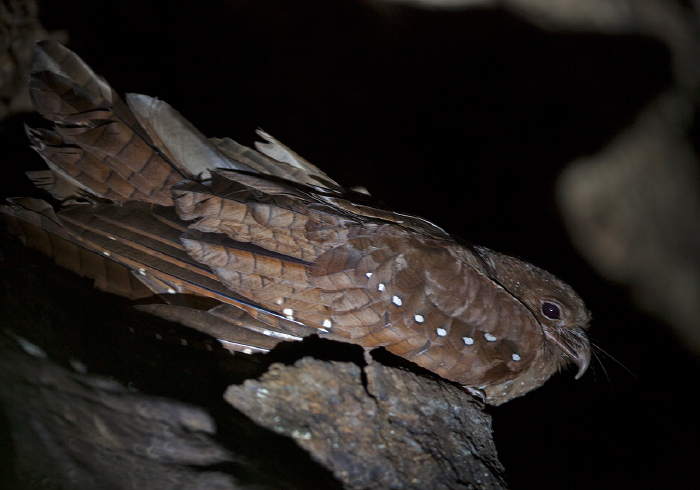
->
[69,359,87,374]
[365,272,373,278]
[166,288,176,294]
[14,336,46,359]
[275,297,284,305]
[264,331,303,341]
[322,319,332,329]
[283,308,294,320]
[108,236,116,241]
[414,314,424,323]
[484,332,497,342]
[102,251,110,256]
[436,328,447,337]
[378,283,385,291]
[138,268,146,276]
[512,353,521,361]
[243,348,253,355]
[463,336,474,345]
[392,296,402,306]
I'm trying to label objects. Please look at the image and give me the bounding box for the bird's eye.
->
[541,301,561,320]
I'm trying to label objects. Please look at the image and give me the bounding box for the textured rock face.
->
[226,357,506,489]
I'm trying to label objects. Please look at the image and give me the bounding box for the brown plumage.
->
[1,41,591,404]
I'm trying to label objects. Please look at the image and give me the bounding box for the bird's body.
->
[1,41,591,404]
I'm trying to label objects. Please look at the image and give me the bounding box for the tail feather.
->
[92,202,187,249]
[1,198,154,299]
[57,205,232,300]
[210,129,343,192]
[126,93,246,180]
[59,204,209,279]
[25,169,85,203]
[135,304,284,353]
[26,126,151,202]
[28,40,245,206]
[29,41,114,120]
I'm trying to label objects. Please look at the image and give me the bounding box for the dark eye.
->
[541,301,561,320]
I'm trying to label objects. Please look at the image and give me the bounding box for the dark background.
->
[2,1,698,488]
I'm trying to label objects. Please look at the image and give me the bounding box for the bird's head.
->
[476,248,592,380]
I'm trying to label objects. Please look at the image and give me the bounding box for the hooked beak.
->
[543,326,591,379]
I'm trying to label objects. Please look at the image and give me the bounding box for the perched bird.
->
[1,41,591,405]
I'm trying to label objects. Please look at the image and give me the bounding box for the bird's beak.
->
[543,326,591,379]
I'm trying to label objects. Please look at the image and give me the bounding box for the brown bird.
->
[1,41,591,405]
